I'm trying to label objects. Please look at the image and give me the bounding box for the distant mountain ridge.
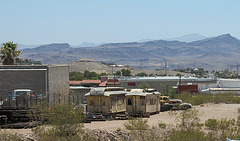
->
[166,33,207,42]
[19,34,240,70]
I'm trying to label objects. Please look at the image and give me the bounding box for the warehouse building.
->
[0,65,69,105]
[118,76,217,92]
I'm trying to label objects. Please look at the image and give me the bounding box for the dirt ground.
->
[84,103,240,131]
[2,103,240,135]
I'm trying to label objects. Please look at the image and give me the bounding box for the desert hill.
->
[68,61,192,76]
[19,34,240,70]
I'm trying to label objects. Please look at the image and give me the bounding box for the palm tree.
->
[0,41,22,65]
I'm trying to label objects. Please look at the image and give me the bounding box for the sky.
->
[0,0,240,45]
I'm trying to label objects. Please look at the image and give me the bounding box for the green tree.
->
[115,71,121,76]
[69,72,84,80]
[99,72,107,77]
[84,70,98,78]
[121,69,131,76]
[136,72,148,77]
[176,73,181,76]
[0,41,22,65]
[137,81,151,89]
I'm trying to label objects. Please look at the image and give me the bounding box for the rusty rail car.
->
[0,91,44,127]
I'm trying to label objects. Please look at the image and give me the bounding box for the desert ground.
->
[84,103,240,131]
[3,103,240,135]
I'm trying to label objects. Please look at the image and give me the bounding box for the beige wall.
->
[126,95,145,114]
[48,65,69,105]
[110,94,126,113]
[127,94,160,114]
[87,95,109,113]
[145,94,160,113]
[87,94,126,114]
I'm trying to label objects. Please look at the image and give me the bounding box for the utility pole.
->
[112,63,114,75]
[237,64,239,79]
[178,75,182,94]
[140,60,142,70]
[112,62,115,87]
[165,61,167,76]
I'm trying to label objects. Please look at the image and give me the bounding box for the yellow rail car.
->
[126,89,161,117]
[85,87,127,118]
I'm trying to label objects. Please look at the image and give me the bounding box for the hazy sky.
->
[0,0,239,45]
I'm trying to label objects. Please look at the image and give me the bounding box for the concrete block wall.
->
[0,66,48,99]
[48,65,69,105]
[0,65,69,105]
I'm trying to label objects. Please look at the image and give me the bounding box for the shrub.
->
[124,118,156,141]
[205,118,240,140]
[205,119,218,130]
[0,130,23,141]
[124,118,149,131]
[175,108,202,131]
[166,129,207,141]
[32,103,86,141]
[158,122,167,129]
[175,93,240,106]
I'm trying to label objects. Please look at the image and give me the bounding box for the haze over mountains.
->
[166,33,207,42]
[19,34,240,71]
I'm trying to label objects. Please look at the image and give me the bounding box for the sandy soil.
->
[2,103,240,134]
[84,103,240,131]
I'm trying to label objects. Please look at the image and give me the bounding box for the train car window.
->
[90,100,94,105]
[128,99,132,105]
[150,99,154,105]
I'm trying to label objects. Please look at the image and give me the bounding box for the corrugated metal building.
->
[118,76,216,92]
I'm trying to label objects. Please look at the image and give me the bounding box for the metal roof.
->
[208,88,240,91]
[125,92,146,96]
[0,69,47,71]
[130,89,144,92]
[85,87,126,96]
[70,86,91,89]
[104,91,127,96]
[14,89,31,92]
[85,91,127,96]
[118,76,215,82]
[126,89,161,96]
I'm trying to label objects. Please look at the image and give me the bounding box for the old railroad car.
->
[85,87,127,116]
[126,89,161,117]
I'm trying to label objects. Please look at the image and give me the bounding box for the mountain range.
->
[19,34,240,71]
[166,33,207,42]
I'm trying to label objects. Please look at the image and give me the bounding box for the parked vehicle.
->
[12,89,32,100]
[160,96,192,111]
[164,101,192,110]
[160,96,182,105]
